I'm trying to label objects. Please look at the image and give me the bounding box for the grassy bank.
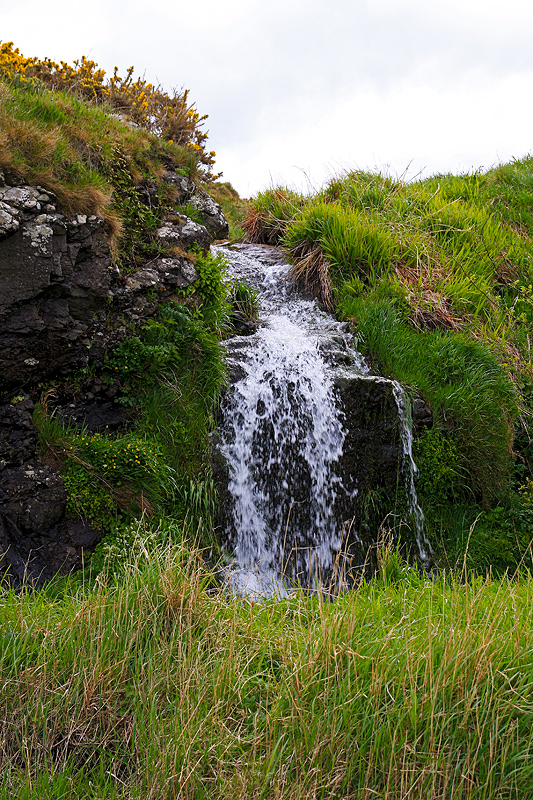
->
[2,536,533,799]
[243,164,533,573]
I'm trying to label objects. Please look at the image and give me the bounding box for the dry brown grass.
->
[286,241,335,310]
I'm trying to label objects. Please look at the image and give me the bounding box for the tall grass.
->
[2,530,533,798]
[242,187,306,245]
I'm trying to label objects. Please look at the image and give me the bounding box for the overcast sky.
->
[2,0,533,196]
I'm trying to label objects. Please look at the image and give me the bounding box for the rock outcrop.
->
[0,169,224,393]
[0,168,229,585]
[0,394,102,585]
[163,171,229,240]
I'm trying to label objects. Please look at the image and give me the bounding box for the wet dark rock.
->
[220,337,253,384]
[0,513,101,587]
[0,458,103,586]
[60,398,130,433]
[0,396,38,469]
[412,396,433,434]
[0,462,66,533]
[332,375,403,551]
[229,310,257,336]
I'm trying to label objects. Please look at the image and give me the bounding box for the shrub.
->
[228,279,259,322]
[0,41,218,177]
[415,428,467,505]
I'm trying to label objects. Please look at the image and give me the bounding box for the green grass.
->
[2,533,533,799]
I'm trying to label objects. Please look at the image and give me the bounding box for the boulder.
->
[0,459,102,586]
[156,216,211,254]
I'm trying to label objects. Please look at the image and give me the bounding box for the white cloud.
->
[1,0,532,196]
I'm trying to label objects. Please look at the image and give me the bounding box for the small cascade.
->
[392,383,432,565]
[220,316,347,594]
[214,243,428,595]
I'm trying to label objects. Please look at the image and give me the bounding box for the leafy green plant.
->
[192,248,229,323]
[103,301,225,537]
[228,279,259,322]
[62,459,116,530]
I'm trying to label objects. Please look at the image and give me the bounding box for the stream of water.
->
[215,244,429,596]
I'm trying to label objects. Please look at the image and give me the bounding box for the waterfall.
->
[214,244,428,596]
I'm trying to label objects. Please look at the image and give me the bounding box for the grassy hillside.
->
[0,44,234,550]
[0,41,220,269]
[243,163,533,572]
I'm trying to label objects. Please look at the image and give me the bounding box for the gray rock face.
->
[0,455,101,587]
[0,193,112,389]
[187,192,229,239]
[163,170,229,239]
[0,182,213,392]
[156,215,211,253]
[0,394,104,585]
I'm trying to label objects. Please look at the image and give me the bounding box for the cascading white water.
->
[215,243,428,595]
[392,383,432,564]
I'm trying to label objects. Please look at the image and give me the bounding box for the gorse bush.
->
[0,41,217,175]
